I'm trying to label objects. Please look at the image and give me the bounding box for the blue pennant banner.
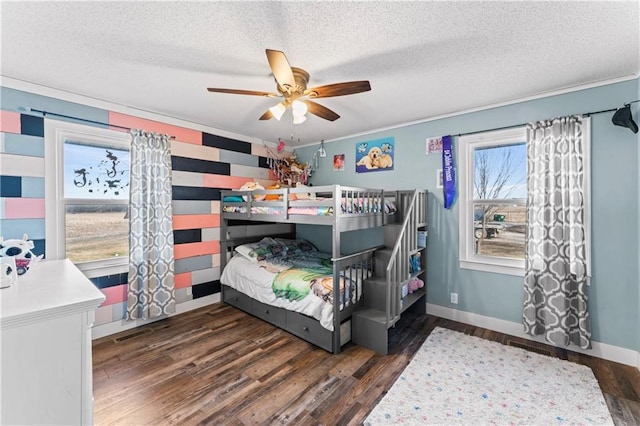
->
[442,135,456,209]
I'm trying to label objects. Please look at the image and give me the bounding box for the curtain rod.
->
[454,103,638,138]
[27,108,176,139]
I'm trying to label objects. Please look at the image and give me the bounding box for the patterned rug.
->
[364,327,613,425]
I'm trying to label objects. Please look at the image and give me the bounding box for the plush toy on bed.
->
[239,181,266,201]
[264,183,282,201]
[407,277,424,294]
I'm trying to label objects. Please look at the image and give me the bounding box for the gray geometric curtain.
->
[126,130,176,320]
[522,115,590,349]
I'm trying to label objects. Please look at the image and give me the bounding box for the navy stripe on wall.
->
[171,156,230,175]
[31,239,45,257]
[0,176,21,197]
[173,229,202,244]
[202,133,251,154]
[20,114,44,137]
[89,272,128,289]
[193,279,220,299]
[172,186,221,201]
[258,156,271,169]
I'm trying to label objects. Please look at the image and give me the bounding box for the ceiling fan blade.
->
[304,81,371,98]
[207,88,279,97]
[304,100,340,121]
[259,109,274,120]
[265,49,296,93]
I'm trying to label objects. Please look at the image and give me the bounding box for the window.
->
[45,120,131,276]
[459,127,527,276]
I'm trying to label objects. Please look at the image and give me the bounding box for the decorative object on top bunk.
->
[355,137,394,173]
[265,142,312,186]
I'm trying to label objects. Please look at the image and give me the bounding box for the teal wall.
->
[297,79,640,351]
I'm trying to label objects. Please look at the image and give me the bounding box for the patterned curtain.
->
[522,115,590,349]
[126,130,176,320]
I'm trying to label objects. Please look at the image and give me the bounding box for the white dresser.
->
[0,259,105,425]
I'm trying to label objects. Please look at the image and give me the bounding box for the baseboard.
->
[92,294,220,340]
[427,303,640,370]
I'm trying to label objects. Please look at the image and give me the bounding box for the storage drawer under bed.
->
[285,310,332,351]
[222,286,252,312]
[252,299,287,329]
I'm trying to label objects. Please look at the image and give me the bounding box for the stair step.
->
[383,224,403,247]
[362,277,393,311]
[374,249,392,276]
[353,308,388,324]
[352,308,393,355]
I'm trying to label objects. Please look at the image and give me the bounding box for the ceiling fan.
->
[207,49,371,123]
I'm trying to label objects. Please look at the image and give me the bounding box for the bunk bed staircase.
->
[352,190,428,355]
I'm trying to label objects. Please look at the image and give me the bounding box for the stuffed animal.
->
[0,234,42,275]
[239,181,266,201]
[407,277,424,294]
[264,183,282,201]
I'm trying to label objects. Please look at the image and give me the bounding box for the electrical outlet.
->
[187,287,192,296]
[450,292,458,304]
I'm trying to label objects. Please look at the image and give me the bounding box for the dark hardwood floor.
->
[93,303,640,425]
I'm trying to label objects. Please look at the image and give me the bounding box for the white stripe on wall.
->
[0,153,45,177]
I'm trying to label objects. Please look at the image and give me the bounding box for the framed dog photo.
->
[355,137,394,173]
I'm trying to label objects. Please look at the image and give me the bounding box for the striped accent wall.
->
[1,86,287,328]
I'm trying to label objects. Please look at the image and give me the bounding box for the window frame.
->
[458,127,528,276]
[44,119,131,277]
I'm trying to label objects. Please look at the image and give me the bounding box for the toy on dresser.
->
[0,234,42,275]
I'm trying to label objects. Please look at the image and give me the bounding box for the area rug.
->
[364,327,612,425]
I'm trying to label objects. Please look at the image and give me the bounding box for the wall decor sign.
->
[333,154,345,171]
[426,136,443,155]
[442,135,456,209]
[355,137,394,173]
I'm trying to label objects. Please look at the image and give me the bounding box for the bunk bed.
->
[219,185,394,353]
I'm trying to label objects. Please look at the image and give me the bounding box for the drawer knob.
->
[303,326,309,332]
[265,309,269,314]
[234,297,239,301]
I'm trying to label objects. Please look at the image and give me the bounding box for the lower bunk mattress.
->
[220,250,366,332]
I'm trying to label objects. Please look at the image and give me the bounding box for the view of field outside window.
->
[473,142,527,259]
[64,141,130,263]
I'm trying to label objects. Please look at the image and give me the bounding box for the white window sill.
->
[460,259,524,277]
[75,259,128,278]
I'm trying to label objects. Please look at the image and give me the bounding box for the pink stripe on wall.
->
[101,284,127,306]
[173,214,220,230]
[109,112,202,145]
[175,272,192,289]
[0,111,21,134]
[4,198,45,219]
[174,241,220,260]
[203,174,255,189]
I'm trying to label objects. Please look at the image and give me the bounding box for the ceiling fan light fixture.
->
[292,113,307,124]
[292,100,308,124]
[269,102,287,120]
[292,100,308,115]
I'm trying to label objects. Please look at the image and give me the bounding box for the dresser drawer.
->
[251,299,286,328]
[286,311,332,351]
[222,286,252,312]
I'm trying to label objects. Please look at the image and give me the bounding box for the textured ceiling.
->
[1,1,638,147]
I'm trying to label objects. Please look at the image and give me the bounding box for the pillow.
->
[274,238,318,255]
[223,195,244,202]
[234,237,286,262]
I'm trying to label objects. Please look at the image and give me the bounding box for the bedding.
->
[221,244,367,331]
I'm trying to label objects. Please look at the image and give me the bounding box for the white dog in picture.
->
[357,146,393,170]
